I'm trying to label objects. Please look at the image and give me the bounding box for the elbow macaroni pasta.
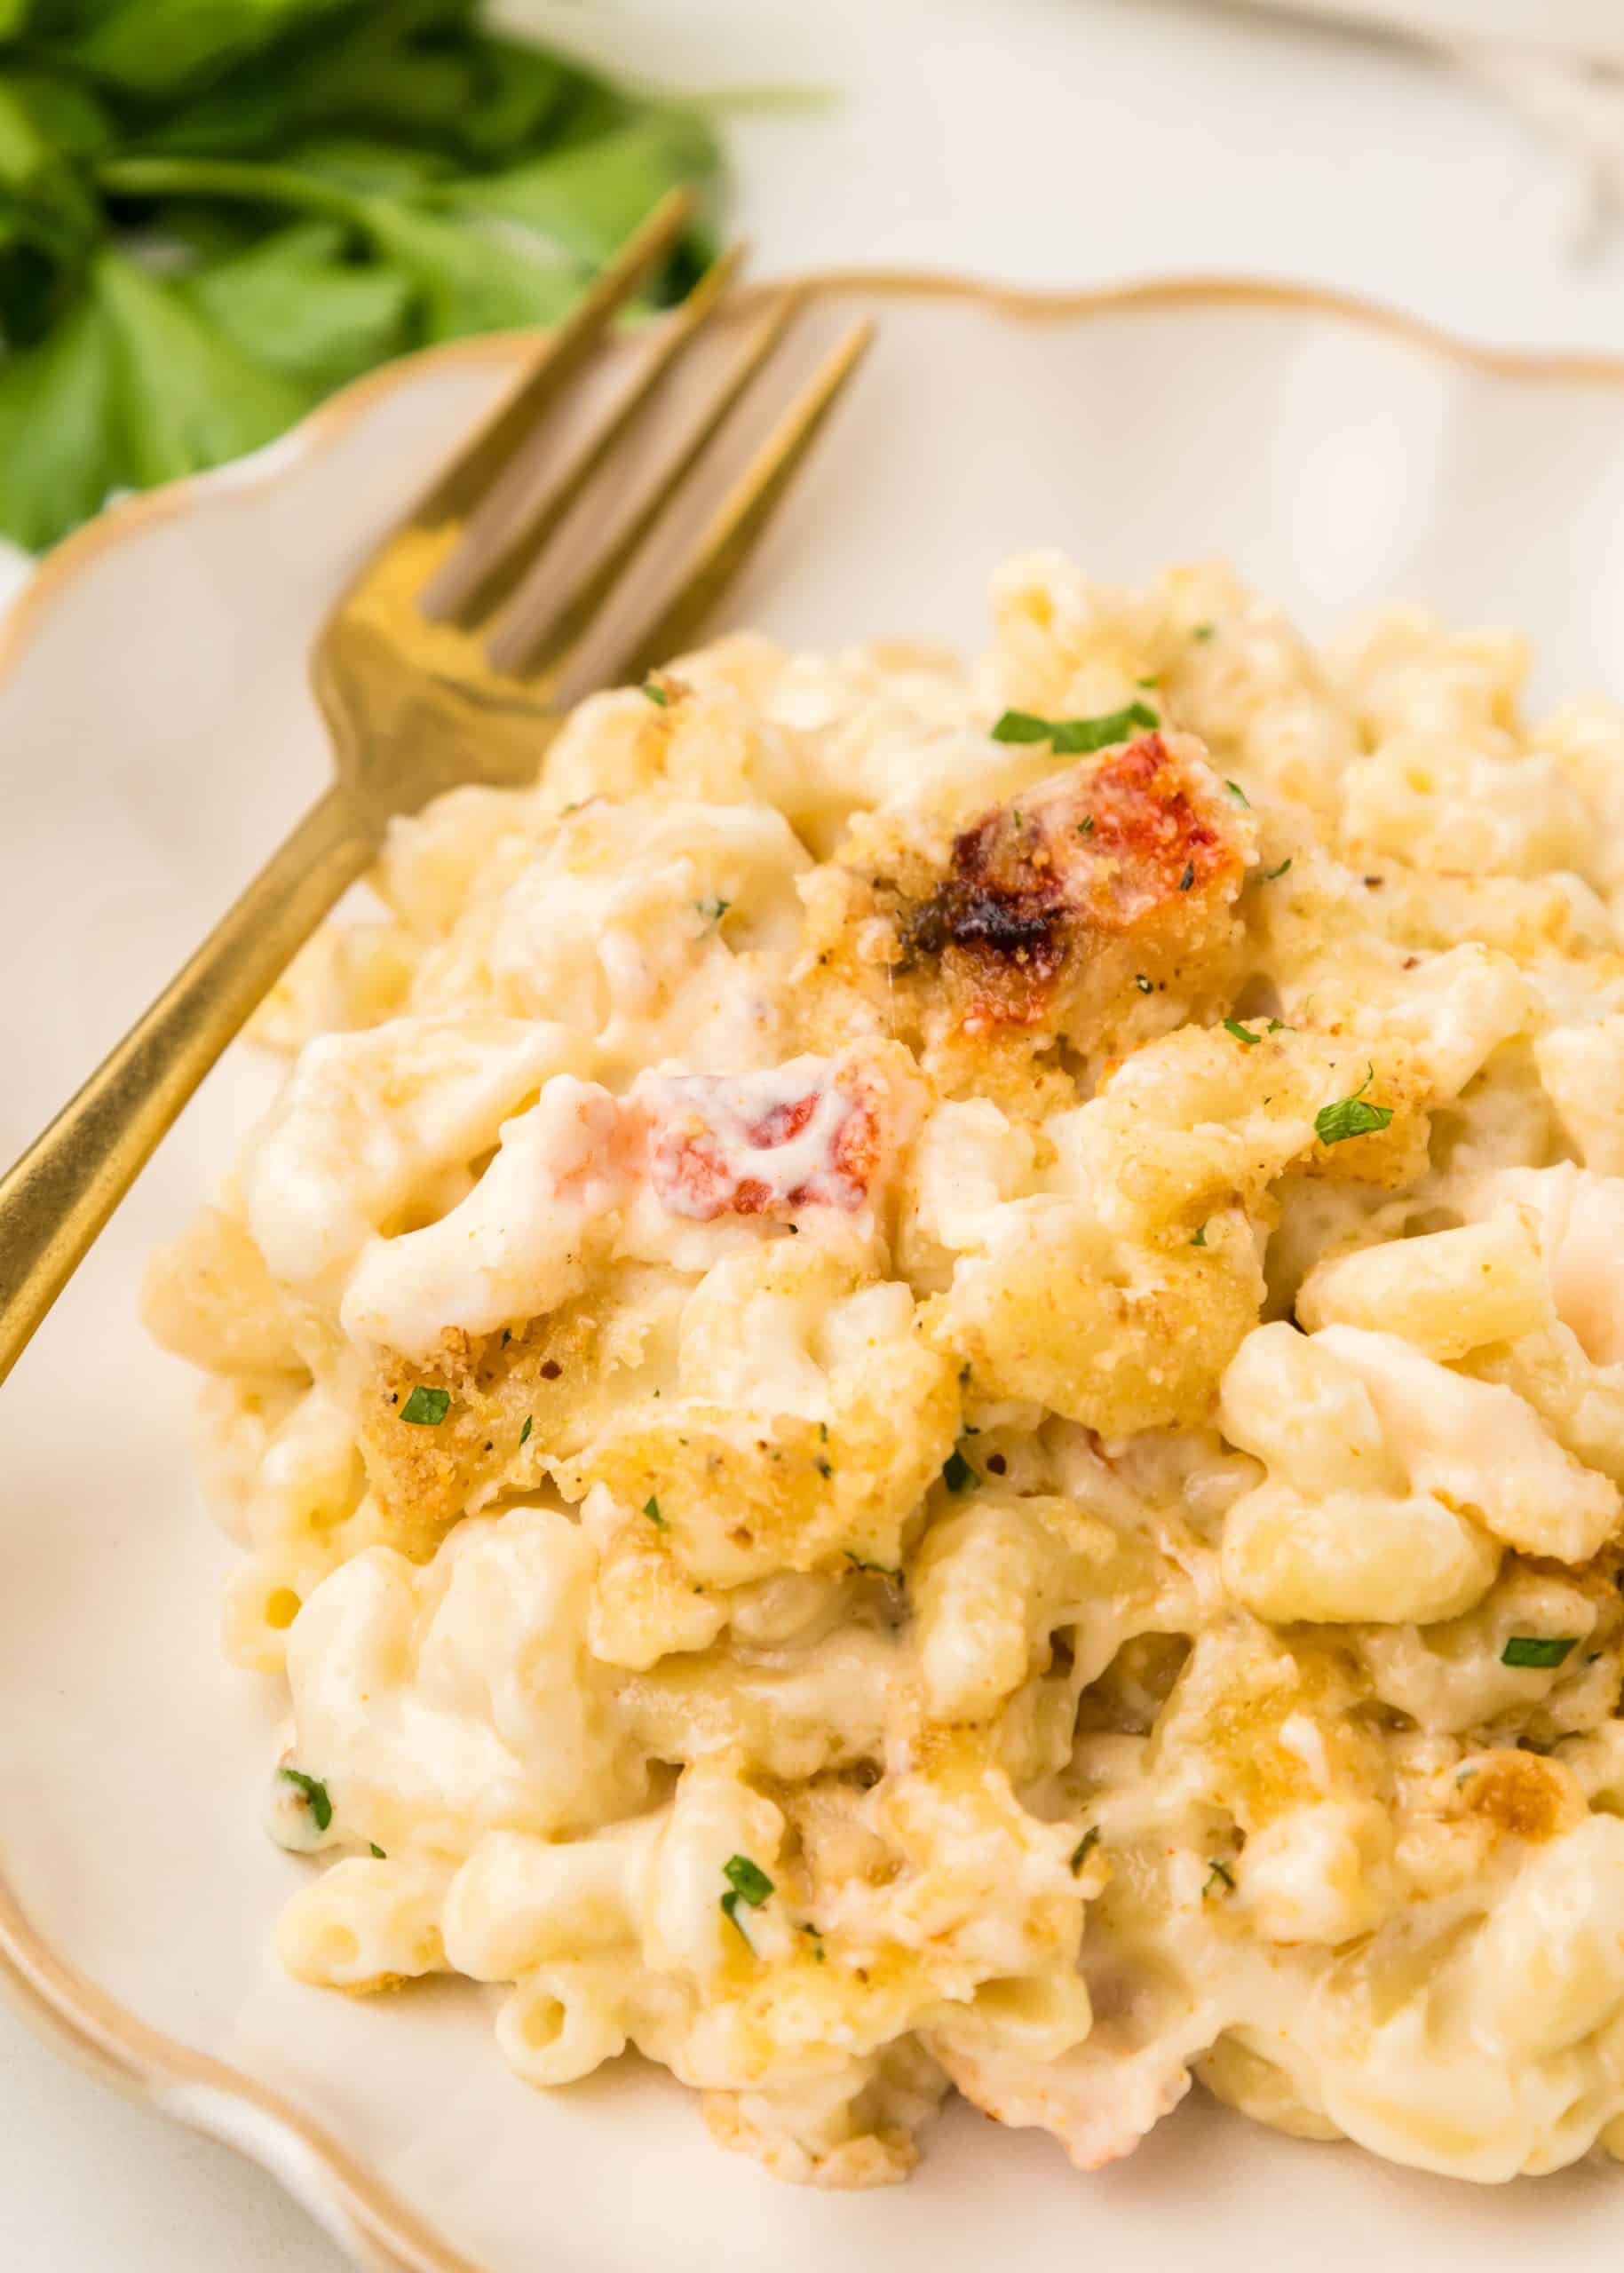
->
[144,550,1624,2190]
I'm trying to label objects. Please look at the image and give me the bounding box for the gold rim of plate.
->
[4,265,1623,2273]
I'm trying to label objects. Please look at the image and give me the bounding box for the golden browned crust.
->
[797,730,1254,1108]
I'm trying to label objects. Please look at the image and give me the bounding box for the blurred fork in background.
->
[0,184,872,1388]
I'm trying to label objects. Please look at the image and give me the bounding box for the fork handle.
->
[0,782,377,1390]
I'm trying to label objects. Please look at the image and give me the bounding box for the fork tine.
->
[486,289,806,680]
[423,239,749,629]
[408,185,697,533]
[600,321,875,691]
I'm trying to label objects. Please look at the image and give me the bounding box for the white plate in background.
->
[4,276,1624,2270]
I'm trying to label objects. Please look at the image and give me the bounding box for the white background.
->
[8,0,1624,2263]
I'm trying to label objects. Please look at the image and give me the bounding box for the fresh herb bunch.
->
[0,0,721,549]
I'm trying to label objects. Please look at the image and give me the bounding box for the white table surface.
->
[10,1,1624,2263]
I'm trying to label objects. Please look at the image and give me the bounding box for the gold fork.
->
[0,187,872,1390]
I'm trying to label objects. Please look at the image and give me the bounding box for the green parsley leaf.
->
[641,677,669,706]
[92,247,307,492]
[723,1854,774,1906]
[400,1385,450,1426]
[815,1455,832,1478]
[1259,858,1293,882]
[0,296,120,550]
[519,1414,532,1445]
[442,113,720,268]
[1135,972,1154,994]
[280,1766,331,1833]
[1223,1018,1261,1046]
[1501,1635,1578,1670]
[642,1495,669,1531]
[1316,1095,1392,1144]
[1078,814,1095,834]
[1314,1065,1393,1147]
[36,0,332,98]
[987,710,1052,744]
[695,896,732,929]
[369,1842,386,1859]
[181,219,413,397]
[1204,1857,1236,1895]
[941,1447,978,1494]
[1192,622,1215,641]
[1225,780,1250,805]
[989,701,1158,755]
[1069,1826,1099,1875]
[1178,859,1195,891]
[1191,1223,1208,1247]
[1136,675,1159,689]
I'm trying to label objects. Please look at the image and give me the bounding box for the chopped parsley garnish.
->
[724,1854,774,1906]
[1192,622,1215,641]
[695,897,732,929]
[369,1843,386,1859]
[1070,1826,1100,1875]
[1259,857,1293,882]
[844,1551,901,1580]
[819,1421,829,1441]
[1223,1018,1261,1046]
[942,1447,978,1494]
[643,1495,669,1531]
[641,678,670,707]
[1204,1857,1236,1896]
[1136,676,1159,689]
[990,701,1158,754]
[721,1854,774,1938]
[1225,780,1250,805]
[815,1456,833,1478]
[280,1768,331,1833]
[400,1386,450,1427]
[1266,1018,1290,1033]
[1078,814,1096,835]
[1135,972,1154,994]
[1314,1065,1393,1148]
[1178,859,1195,891]
[519,1414,533,1446]
[1501,1635,1577,1670]
[1191,1223,1208,1247]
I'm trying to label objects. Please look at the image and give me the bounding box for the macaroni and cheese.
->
[146,552,1624,2189]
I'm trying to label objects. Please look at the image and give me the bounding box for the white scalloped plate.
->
[6,275,1624,2272]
